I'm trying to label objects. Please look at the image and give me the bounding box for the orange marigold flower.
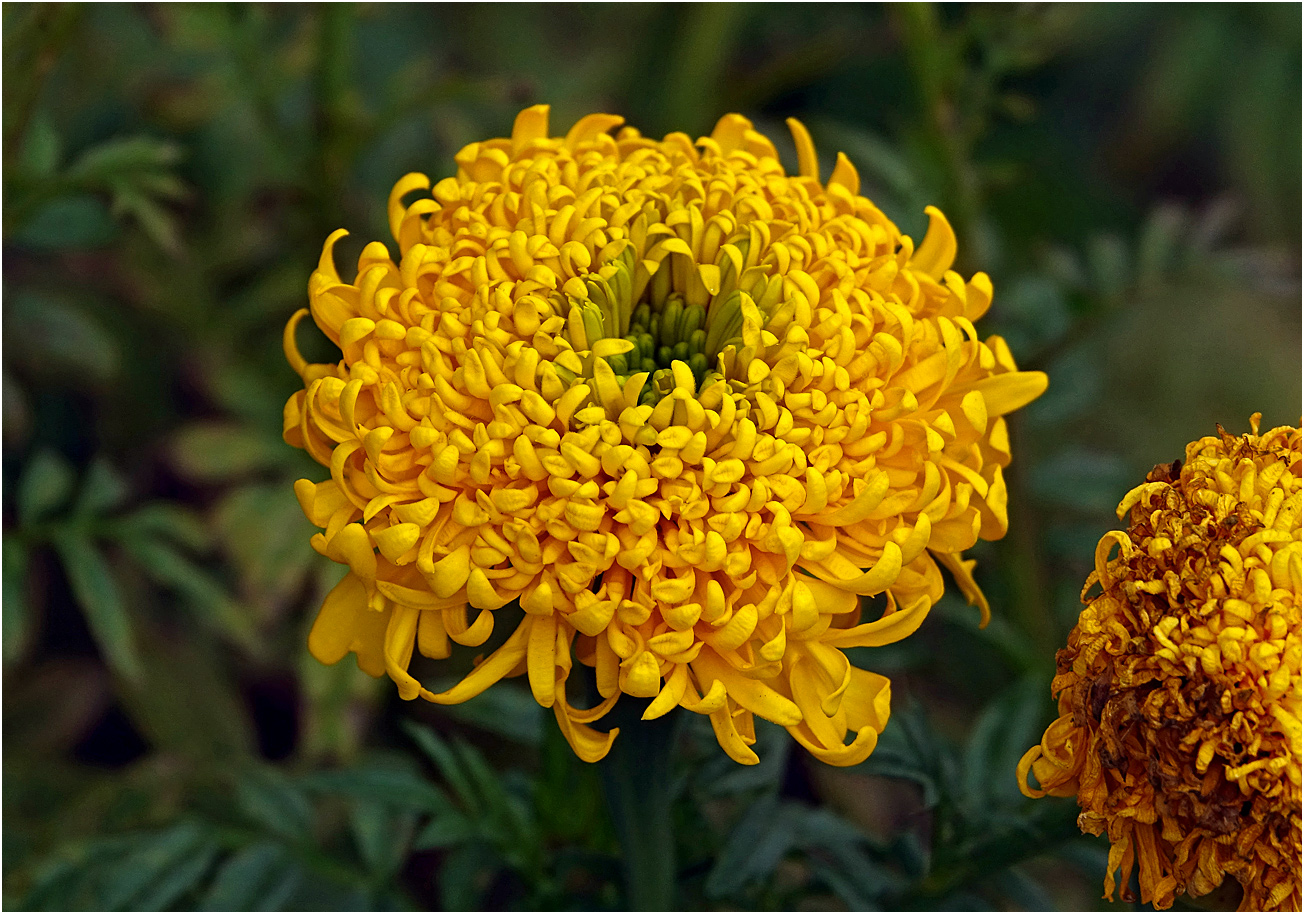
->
[284,106,1046,765]
[1019,416,1302,910]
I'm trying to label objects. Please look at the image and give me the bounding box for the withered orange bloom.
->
[1019,416,1301,910]
[284,106,1046,765]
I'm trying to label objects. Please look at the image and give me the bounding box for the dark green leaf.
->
[100,822,207,910]
[117,535,258,652]
[51,533,142,683]
[962,677,1051,812]
[701,719,791,795]
[706,794,802,898]
[66,135,182,184]
[11,194,117,249]
[300,764,454,815]
[72,457,130,518]
[428,679,544,745]
[199,842,297,912]
[5,291,120,383]
[170,421,290,482]
[236,769,315,843]
[401,721,479,812]
[120,502,211,551]
[3,539,31,663]
[348,800,418,879]
[414,810,476,850]
[17,449,75,526]
[133,841,221,910]
[19,112,60,177]
[438,842,500,912]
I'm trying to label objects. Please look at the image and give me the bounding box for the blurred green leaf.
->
[348,800,418,880]
[51,532,142,683]
[301,761,454,816]
[414,809,476,850]
[4,291,121,384]
[961,676,1050,813]
[72,457,130,518]
[18,113,60,177]
[3,538,31,663]
[214,483,316,606]
[859,707,945,809]
[117,534,258,653]
[236,768,315,844]
[401,721,479,812]
[170,421,290,482]
[426,679,544,745]
[1030,448,1132,515]
[66,136,182,184]
[20,834,138,910]
[17,449,75,526]
[121,625,255,759]
[706,794,801,898]
[199,842,300,912]
[10,193,118,248]
[99,821,210,911]
[120,502,211,552]
[437,842,499,912]
[108,184,183,256]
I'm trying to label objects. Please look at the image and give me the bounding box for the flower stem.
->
[599,701,680,911]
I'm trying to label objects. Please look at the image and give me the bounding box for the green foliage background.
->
[4,3,1300,910]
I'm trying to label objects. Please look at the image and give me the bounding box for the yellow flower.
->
[284,105,1046,766]
[1019,416,1301,910]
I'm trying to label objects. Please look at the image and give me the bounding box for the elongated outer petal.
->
[820,592,934,648]
[911,205,957,279]
[692,649,802,726]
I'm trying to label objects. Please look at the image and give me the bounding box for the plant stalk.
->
[599,701,680,911]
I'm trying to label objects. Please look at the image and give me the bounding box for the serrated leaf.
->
[3,539,31,663]
[51,533,142,683]
[17,449,75,526]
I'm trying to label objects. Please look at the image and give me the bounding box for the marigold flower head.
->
[1019,416,1302,910]
[284,106,1046,766]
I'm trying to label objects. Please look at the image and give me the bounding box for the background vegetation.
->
[4,3,1299,910]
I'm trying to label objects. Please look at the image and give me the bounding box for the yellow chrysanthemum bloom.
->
[284,106,1046,766]
[1019,416,1302,910]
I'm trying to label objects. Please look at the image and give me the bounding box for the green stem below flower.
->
[599,700,681,911]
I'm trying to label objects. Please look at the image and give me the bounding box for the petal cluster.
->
[1019,417,1301,909]
[284,106,1046,765]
